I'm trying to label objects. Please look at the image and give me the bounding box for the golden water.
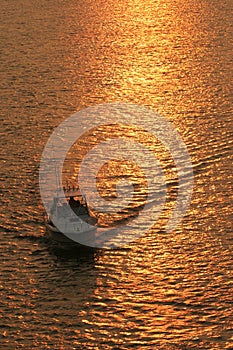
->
[1,0,232,348]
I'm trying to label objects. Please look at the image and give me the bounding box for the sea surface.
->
[1,0,232,349]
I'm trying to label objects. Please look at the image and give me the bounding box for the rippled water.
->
[1,0,232,348]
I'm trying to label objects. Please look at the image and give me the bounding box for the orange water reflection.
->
[1,0,232,348]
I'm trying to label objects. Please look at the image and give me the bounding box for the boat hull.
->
[45,220,97,249]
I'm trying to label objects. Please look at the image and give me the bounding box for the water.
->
[1,0,232,348]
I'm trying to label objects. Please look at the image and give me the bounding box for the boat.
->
[44,187,98,248]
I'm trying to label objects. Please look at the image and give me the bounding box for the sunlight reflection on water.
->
[0,0,232,348]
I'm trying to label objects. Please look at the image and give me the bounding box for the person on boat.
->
[69,196,80,208]
[69,196,90,216]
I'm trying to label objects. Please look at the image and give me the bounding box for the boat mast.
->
[83,194,91,216]
[55,163,61,192]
